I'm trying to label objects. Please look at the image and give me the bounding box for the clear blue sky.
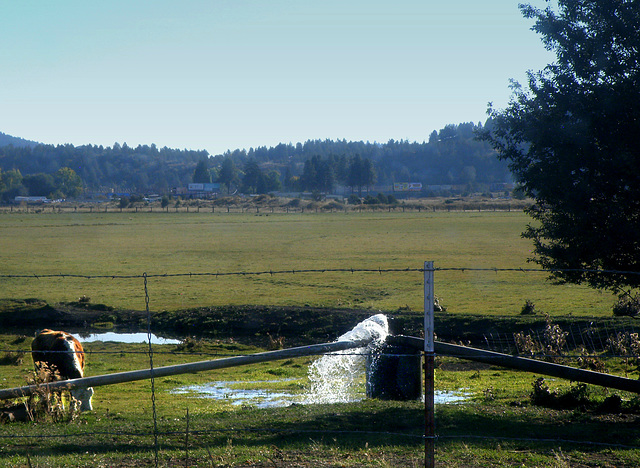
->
[0,0,554,156]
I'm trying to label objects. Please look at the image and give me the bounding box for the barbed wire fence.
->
[1,266,640,467]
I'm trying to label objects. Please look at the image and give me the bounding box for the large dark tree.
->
[217,157,238,194]
[481,0,640,296]
[347,155,376,196]
[192,159,212,184]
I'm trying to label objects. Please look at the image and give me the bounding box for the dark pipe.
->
[388,335,640,394]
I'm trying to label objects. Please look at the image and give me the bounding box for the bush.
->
[613,293,640,317]
[520,299,537,315]
[347,194,361,205]
[323,201,343,211]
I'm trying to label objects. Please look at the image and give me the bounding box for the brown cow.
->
[31,329,94,411]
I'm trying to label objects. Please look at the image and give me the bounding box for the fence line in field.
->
[1,266,639,467]
[0,201,530,215]
[2,265,640,280]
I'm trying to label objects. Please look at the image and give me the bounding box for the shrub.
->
[323,201,343,211]
[347,194,361,205]
[613,293,640,317]
[520,299,537,315]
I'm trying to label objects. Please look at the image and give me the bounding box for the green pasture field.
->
[1,334,639,467]
[0,210,617,317]
[1,211,637,466]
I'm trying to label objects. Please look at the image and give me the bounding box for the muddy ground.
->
[0,298,630,350]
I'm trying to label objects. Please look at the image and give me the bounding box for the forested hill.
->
[218,122,510,188]
[0,142,210,194]
[0,121,511,196]
[0,132,39,148]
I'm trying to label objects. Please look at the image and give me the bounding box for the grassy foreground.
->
[0,210,617,316]
[1,333,639,467]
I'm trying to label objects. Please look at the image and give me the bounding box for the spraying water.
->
[303,314,389,404]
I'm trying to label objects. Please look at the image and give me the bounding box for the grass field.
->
[1,332,639,467]
[0,210,617,316]
[2,210,638,467]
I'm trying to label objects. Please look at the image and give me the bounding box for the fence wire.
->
[1,265,640,466]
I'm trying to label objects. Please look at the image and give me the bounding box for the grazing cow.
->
[31,329,94,411]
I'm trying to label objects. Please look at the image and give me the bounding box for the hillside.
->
[0,131,39,148]
[0,121,512,199]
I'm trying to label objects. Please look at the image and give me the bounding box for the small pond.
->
[78,332,181,345]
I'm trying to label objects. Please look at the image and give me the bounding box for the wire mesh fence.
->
[0,266,639,467]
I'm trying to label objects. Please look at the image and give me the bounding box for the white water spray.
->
[303,314,389,404]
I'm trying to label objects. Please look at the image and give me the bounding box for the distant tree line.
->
[0,166,83,201]
[0,143,209,201]
[0,122,511,200]
[211,122,510,195]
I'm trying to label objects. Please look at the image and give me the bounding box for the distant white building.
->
[14,196,50,204]
[187,183,221,198]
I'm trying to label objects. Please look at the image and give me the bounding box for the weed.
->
[267,333,285,350]
[24,368,80,423]
[513,331,540,357]
[575,345,607,372]
[542,314,568,357]
[174,336,205,353]
[529,377,635,414]
[530,377,590,410]
[520,299,537,315]
[552,449,571,468]
[483,386,496,402]
[513,314,568,362]
[606,331,640,376]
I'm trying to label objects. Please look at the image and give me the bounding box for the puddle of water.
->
[78,332,180,345]
[172,380,473,408]
[171,380,301,408]
[434,390,473,404]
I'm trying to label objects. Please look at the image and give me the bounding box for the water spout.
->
[303,314,389,404]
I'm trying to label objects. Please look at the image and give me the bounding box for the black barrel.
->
[366,343,422,400]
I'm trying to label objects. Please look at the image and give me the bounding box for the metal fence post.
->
[424,261,435,468]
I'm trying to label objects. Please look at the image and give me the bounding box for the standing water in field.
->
[303,314,389,404]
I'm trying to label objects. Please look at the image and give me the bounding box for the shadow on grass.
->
[2,401,640,460]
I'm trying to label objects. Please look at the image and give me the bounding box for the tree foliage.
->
[212,122,508,189]
[217,157,238,194]
[0,121,510,198]
[480,0,640,293]
[0,143,209,195]
[192,159,212,184]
